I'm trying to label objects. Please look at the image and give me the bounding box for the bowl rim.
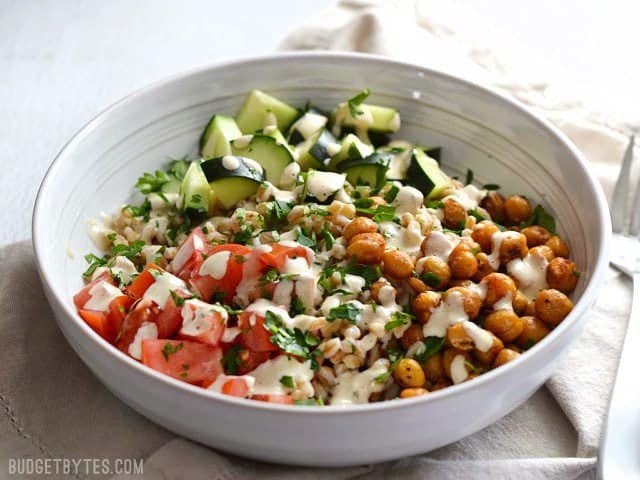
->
[32,51,611,414]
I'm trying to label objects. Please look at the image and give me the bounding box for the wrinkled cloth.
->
[2,1,635,479]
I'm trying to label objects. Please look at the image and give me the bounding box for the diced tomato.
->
[236,349,271,375]
[79,309,114,341]
[250,394,294,405]
[189,244,251,303]
[221,378,251,398]
[116,299,158,353]
[125,263,162,300]
[237,311,278,353]
[154,291,190,338]
[170,227,208,280]
[73,272,115,310]
[178,300,226,346]
[259,244,312,271]
[141,339,223,385]
[107,295,134,336]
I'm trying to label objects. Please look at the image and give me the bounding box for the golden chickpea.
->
[484,310,524,343]
[499,232,528,264]
[381,249,414,279]
[529,245,555,262]
[516,316,550,348]
[504,195,532,224]
[448,243,479,280]
[524,300,537,317]
[546,236,570,258]
[346,232,385,264]
[546,257,579,294]
[472,220,500,253]
[446,323,474,351]
[343,216,377,243]
[473,334,504,366]
[408,276,428,294]
[423,352,445,383]
[444,286,482,319]
[535,289,574,326]
[442,348,469,380]
[512,290,529,315]
[400,387,429,399]
[419,256,452,290]
[431,379,452,391]
[370,279,394,303]
[400,324,424,350]
[482,272,517,307]
[412,291,442,320]
[442,198,467,230]
[394,358,426,387]
[521,225,551,247]
[493,348,520,368]
[505,344,522,353]
[472,252,496,283]
[481,191,506,224]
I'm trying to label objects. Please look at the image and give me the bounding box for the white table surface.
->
[1,0,638,247]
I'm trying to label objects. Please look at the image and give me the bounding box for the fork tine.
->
[611,135,635,233]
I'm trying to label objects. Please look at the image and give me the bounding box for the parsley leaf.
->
[354,203,397,223]
[295,227,316,249]
[374,357,402,384]
[263,311,320,367]
[384,184,400,203]
[135,170,171,194]
[468,208,488,222]
[327,303,362,323]
[161,342,184,361]
[465,169,474,185]
[415,337,445,363]
[290,297,306,316]
[322,223,335,250]
[169,158,189,181]
[82,253,109,278]
[112,240,146,260]
[384,311,413,331]
[520,204,556,234]
[264,200,292,230]
[421,272,441,288]
[522,339,536,351]
[347,88,370,117]
[483,183,500,191]
[221,345,243,374]
[123,198,151,221]
[280,375,295,389]
[344,263,381,287]
[426,200,444,209]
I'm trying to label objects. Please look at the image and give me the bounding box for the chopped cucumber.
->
[199,115,242,158]
[236,90,299,134]
[288,108,328,145]
[296,128,338,171]
[379,140,414,180]
[406,148,451,200]
[332,102,401,135]
[304,170,346,203]
[328,133,374,171]
[231,133,293,185]
[180,162,210,213]
[200,156,265,209]
[338,152,392,192]
[422,146,442,163]
[161,178,181,195]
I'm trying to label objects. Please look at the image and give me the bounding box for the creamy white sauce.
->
[87,219,113,251]
[279,161,300,189]
[507,252,549,300]
[199,251,231,279]
[423,291,468,338]
[450,355,469,384]
[180,299,227,337]
[242,158,264,176]
[493,291,513,311]
[232,135,253,150]
[248,356,314,396]
[334,188,352,204]
[110,256,138,283]
[389,112,401,131]
[263,111,278,128]
[172,234,204,272]
[462,321,494,352]
[207,375,255,395]
[291,112,328,140]
[326,142,342,157]
[306,171,346,202]
[143,272,188,307]
[234,248,265,307]
[487,230,522,270]
[128,322,158,360]
[442,184,486,210]
[272,279,294,307]
[406,340,426,358]
[386,148,413,180]
[423,230,460,262]
[330,359,390,406]
[221,327,242,343]
[393,186,424,214]
[222,155,241,171]
[84,281,124,311]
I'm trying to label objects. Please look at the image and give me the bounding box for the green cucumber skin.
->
[236,90,299,134]
[199,115,242,158]
[231,134,293,184]
[338,152,391,191]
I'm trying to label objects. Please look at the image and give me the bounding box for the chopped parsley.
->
[384,311,413,331]
[264,200,292,230]
[295,227,316,249]
[290,298,306,316]
[520,204,556,234]
[106,232,117,242]
[221,345,243,374]
[263,311,321,369]
[169,158,189,181]
[483,183,500,191]
[327,303,362,323]
[374,357,402,384]
[355,203,397,223]
[468,208,488,222]
[465,168,474,185]
[123,197,151,221]
[344,263,381,287]
[279,375,295,389]
[161,342,184,361]
[572,269,581,278]
[522,339,536,351]
[421,272,441,288]
[347,88,370,117]
[322,223,335,250]
[426,200,444,209]
[82,253,109,278]
[135,169,171,194]
[415,336,445,363]
[383,184,400,203]
[464,360,484,373]
[112,240,146,261]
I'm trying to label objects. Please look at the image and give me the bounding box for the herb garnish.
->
[221,345,243,374]
[161,342,184,361]
[327,303,362,323]
[264,311,321,369]
[279,375,295,389]
[415,337,445,363]
[421,272,441,288]
[347,88,370,117]
[520,204,556,234]
[384,311,413,331]
[384,184,400,203]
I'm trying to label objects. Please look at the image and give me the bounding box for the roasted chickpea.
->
[394,358,426,387]
[521,225,551,247]
[381,249,414,279]
[401,324,424,350]
[430,379,452,391]
[444,286,482,319]
[493,348,520,368]
[442,198,467,230]
[472,220,500,253]
[535,289,573,326]
[343,216,377,243]
[408,276,428,293]
[546,236,570,258]
[482,272,517,307]
[524,300,537,317]
[412,291,442,321]
[546,257,579,293]
[446,323,474,351]
[516,316,551,348]
[346,232,385,264]
[512,290,529,315]
[423,352,445,383]
[472,252,496,283]
[442,348,470,381]
[481,191,506,224]
[400,387,429,399]
[473,334,504,366]
[449,243,479,280]
[484,310,524,343]
[418,256,452,290]
[499,232,528,264]
[370,279,394,303]
[504,195,532,224]
[529,245,555,262]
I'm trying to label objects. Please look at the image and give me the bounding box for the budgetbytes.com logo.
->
[7,457,144,476]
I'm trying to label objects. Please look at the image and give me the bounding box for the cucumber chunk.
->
[199,115,242,158]
[296,128,339,171]
[201,156,265,209]
[379,140,414,180]
[231,133,293,185]
[328,133,374,171]
[338,152,392,192]
[161,178,181,195]
[304,170,346,203]
[406,148,451,200]
[180,162,210,213]
[287,108,328,145]
[236,90,299,134]
[331,102,401,136]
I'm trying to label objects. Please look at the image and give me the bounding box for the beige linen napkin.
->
[1,1,636,479]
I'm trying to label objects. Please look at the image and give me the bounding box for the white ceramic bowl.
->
[33,52,610,467]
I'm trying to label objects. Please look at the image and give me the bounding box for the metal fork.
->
[597,135,640,479]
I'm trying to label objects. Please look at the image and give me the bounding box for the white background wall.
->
[1,0,637,246]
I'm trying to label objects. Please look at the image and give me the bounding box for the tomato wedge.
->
[116,299,158,353]
[141,339,223,385]
[236,349,271,375]
[107,295,134,336]
[79,310,113,341]
[189,244,250,303]
[250,394,294,405]
[170,227,208,280]
[237,311,278,353]
[126,263,162,300]
[178,300,226,346]
[221,377,252,398]
[154,290,190,338]
[73,272,115,310]
[259,243,312,271]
